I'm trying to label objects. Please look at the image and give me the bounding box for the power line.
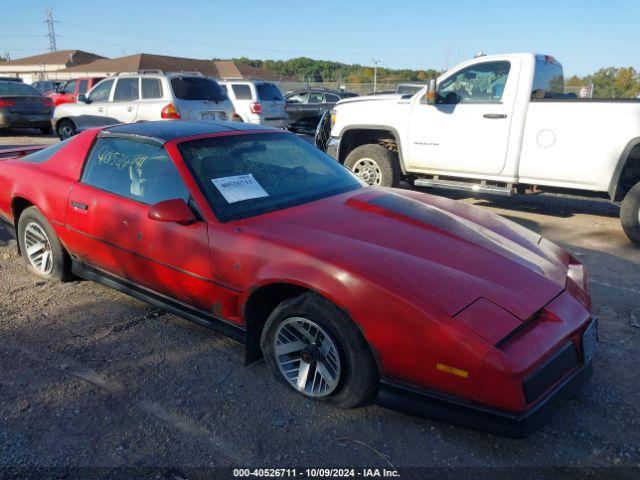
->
[44,9,57,52]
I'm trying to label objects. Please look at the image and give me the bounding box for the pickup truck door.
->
[65,136,214,312]
[407,59,517,176]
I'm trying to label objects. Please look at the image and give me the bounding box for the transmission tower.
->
[44,9,57,53]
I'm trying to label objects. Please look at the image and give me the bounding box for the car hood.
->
[247,188,569,321]
[336,94,406,106]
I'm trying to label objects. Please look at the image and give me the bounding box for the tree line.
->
[233,56,640,97]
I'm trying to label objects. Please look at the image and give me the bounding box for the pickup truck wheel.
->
[621,182,640,246]
[17,207,71,281]
[345,144,401,187]
[261,292,378,408]
[57,119,76,140]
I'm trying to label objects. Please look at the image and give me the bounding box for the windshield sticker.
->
[212,174,269,203]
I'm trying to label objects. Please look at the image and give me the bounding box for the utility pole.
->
[44,9,57,53]
[372,59,380,93]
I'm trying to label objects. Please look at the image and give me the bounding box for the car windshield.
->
[0,82,42,96]
[179,132,363,222]
[170,77,227,101]
[257,83,284,101]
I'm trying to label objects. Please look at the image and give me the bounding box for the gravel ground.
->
[0,130,639,477]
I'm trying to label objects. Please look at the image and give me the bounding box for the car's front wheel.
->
[17,207,71,281]
[261,292,378,408]
[344,144,401,187]
[56,119,76,140]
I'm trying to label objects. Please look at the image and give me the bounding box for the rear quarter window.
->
[20,139,71,164]
[232,84,253,100]
[141,78,163,99]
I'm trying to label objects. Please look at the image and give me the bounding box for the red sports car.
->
[0,121,597,437]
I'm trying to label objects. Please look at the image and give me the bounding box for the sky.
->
[1,0,639,76]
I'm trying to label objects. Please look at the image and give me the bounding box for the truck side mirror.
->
[424,78,437,105]
[77,94,89,103]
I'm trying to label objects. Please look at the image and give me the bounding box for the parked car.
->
[285,88,357,133]
[323,53,640,246]
[0,120,596,438]
[219,80,288,128]
[0,77,23,83]
[52,71,239,140]
[32,80,62,94]
[0,80,53,134]
[47,77,105,106]
[395,83,428,95]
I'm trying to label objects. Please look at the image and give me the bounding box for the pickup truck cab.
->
[325,53,640,245]
[47,77,105,106]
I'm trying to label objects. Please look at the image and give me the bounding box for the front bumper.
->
[378,359,593,438]
[326,136,340,159]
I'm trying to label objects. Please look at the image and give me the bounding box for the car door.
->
[106,78,140,125]
[65,135,214,311]
[407,60,517,176]
[76,78,114,130]
[302,91,325,130]
[59,80,77,104]
[285,91,309,128]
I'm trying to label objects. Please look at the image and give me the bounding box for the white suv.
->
[219,80,288,128]
[53,71,239,139]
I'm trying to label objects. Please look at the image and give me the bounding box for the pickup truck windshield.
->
[179,133,362,221]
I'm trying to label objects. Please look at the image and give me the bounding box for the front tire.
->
[56,119,76,140]
[17,207,71,281]
[344,144,401,187]
[621,182,640,246]
[261,292,378,408]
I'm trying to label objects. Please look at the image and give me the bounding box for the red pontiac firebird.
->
[0,121,597,437]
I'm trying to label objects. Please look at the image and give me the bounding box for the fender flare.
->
[337,125,408,174]
[608,136,640,202]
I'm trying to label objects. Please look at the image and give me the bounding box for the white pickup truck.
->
[322,53,640,245]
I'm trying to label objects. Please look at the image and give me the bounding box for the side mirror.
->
[148,199,196,225]
[77,94,89,103]
[424,78,437,105]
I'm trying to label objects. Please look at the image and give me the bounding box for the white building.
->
[0,50,106,84]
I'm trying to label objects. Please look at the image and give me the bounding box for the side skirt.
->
[72,260,247,344]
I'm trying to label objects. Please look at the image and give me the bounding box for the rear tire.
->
[17,207,71,281]
[57,119,76,140]
[621,182,640,246]
[344,144,401,187]
[261,292,378,408]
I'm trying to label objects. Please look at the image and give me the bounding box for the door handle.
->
[98,107,104,113]
[483,113,507,119]
[127,106,134,112]
[71,201,89,211]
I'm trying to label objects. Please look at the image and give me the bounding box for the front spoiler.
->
[377,362,593,438]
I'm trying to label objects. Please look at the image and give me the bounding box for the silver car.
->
[0,81,53,134]
[52,71,239,139]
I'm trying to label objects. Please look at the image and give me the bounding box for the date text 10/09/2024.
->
[233,468,400,478]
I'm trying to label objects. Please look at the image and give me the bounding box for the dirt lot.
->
[1,130,639,477]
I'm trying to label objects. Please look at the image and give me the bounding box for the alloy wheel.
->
[274,317,342,397]
[24,222,54,275]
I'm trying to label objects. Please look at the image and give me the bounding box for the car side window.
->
[62,80,76,94]
[232,84,252,100]
[82,137,190,205]
[286,92,308,104]
[141,78,163,99]
[324,93,339,103]
[308,92,324,103]
[113,78,140,102]
[89,79,114,102]
[437,61,511,104]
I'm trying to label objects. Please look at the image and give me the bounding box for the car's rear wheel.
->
[17,207,71,281]
[261,292,378,408]
[57,119,76,140]
[621,182,640,246]
[344,144,401,187]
